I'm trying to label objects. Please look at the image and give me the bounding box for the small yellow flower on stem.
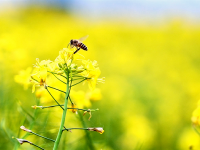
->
[34,58,52,68]
[80,60,102,90]
[55,48,73,65]
[88,127,104,134]
[55,48,84,67]
[30,68,47,93]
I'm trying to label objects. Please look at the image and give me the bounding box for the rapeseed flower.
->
[30,68,47,93]
[15,42,104,149]
[55,48,84,68]
[80,60,102,90]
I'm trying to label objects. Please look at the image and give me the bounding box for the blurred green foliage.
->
[1,6,200,150]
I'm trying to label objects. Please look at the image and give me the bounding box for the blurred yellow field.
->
[1,7,200,150]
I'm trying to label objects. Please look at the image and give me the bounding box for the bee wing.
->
[78,35,89,42]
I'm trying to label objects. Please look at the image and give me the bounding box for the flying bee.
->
[69,35,88,54]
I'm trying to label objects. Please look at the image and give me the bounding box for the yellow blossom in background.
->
[86,88,102,101]
[70,90,91,108]
[35,87,52,104]
[191,100,200,126]
[177,128,200,150]
[14,67,32,90]
[120,114,155,149]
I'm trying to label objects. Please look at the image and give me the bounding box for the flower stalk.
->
[62,127,104,134]
[15,45,105,150]
[53,68,70,150]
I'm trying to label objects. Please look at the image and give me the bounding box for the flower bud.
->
[16,138,32,145]
[20,126,32,133]
[88,127,104,134]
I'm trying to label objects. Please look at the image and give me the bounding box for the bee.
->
[69,35,88,54]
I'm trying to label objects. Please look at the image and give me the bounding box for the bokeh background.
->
[1,0,200,150]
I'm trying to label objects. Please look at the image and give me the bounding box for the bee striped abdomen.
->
[78,43,88,51]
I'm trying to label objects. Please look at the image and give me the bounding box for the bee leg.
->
[74,48,80,54]
[68,43,74,49]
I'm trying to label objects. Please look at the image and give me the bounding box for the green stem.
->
[72,75,85,77]
[68,72,73,104]
[53,69,70,150]
[59,74,67,79]
[30,143,44,150]
[31,131,55,142]
[63,128,89,131]
[192,124,200,136]
[46,87,64,110]
[68,96,73,104]
[71,78,86,87]
[50,72,66,84]
[71,77,86,81]
[48,71,67,79]
[48,86,66,94]
[46,86,68,131]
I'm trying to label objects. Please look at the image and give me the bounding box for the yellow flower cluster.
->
[15,48,104,107]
